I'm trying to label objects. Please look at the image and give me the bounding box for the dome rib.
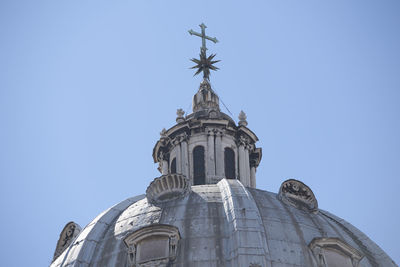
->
[217,179,269,266]
[50,184,397,267]
[52,196,144,267]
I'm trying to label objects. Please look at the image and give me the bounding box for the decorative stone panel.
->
[278,179,318,212]
[309,237,363,267]
[52,221,81,261]
[124,224,180,267]
[146,174,190,204]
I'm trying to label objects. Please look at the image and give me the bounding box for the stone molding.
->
[278,179,318,212]
[146,174,190,204]
[124,224,180,267]
[250,147,262,168]
[171,133,188,147]
[309,237,363,267]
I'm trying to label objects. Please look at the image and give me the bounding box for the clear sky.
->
[0,1,399,266]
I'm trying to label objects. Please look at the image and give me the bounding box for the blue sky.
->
[0,1,399,266]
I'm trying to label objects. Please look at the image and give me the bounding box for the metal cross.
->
[188,23,218,54]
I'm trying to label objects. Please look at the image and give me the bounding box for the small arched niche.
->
[124,224,180,267]
[224,147,235,179]
[193,145,205,185]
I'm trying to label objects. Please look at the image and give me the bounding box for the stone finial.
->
[238,110,248,126]
[176,108,185,123]
[160,128,167,137]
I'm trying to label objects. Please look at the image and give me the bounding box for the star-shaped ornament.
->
[190,51,220,80]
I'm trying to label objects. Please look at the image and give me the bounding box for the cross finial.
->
[189,23,220,80]
[188,23,218,54]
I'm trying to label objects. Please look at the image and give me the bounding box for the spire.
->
[188,23,221,114]
[189,23,220,81]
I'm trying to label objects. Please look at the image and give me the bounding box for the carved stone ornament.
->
[309,237,363,267]
[206,127,215,136]
[160,128,167,137]
[192,79,220,113]
[208,109,219,118]
[178,132,188,142]
[53,221,81,261]
[158,128,170,147]
[238,135,250,147]
[124,224,180,267]
[176,108,185,123]
[157,150,166,162]
[146,174,190,204]
[278,179,318,212]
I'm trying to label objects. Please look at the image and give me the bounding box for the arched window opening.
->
[224,147,235,179]
[193,146,205,185]
[170,158,176,174]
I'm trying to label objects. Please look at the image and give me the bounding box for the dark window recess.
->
[224,148,235,179]
[170,158,176,174]
[193,146,205,185]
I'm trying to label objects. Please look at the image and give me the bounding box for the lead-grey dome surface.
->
[50,179,396,267]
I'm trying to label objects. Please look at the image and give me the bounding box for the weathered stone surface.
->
[50,180,397,267]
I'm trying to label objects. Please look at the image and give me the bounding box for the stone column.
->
[181,134,189,179]
[161,160,168,175]
[250,166,256,188]
[245,145,251,186]
[207,128,216,177]
[238,144,247,185]
[238,136,250,186]
[215,130,224,177]
[159,151,168,175]
[174,138,182,174]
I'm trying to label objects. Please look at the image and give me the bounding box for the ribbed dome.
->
[50,179,396,267]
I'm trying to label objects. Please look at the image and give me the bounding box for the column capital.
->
[205,127,215,136]
[178,132,189,142]
[215,129,225,137]
[157,150,168,162]
[238,135,250,147]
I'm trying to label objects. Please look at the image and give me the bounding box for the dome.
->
[50,179,396,267]
[50,24,397,267]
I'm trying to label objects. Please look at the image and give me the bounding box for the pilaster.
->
[206,128,216,178]
[250,166,256,188]
[180,134,189,179]
[215,129,224,178]
[173,138,182,174]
